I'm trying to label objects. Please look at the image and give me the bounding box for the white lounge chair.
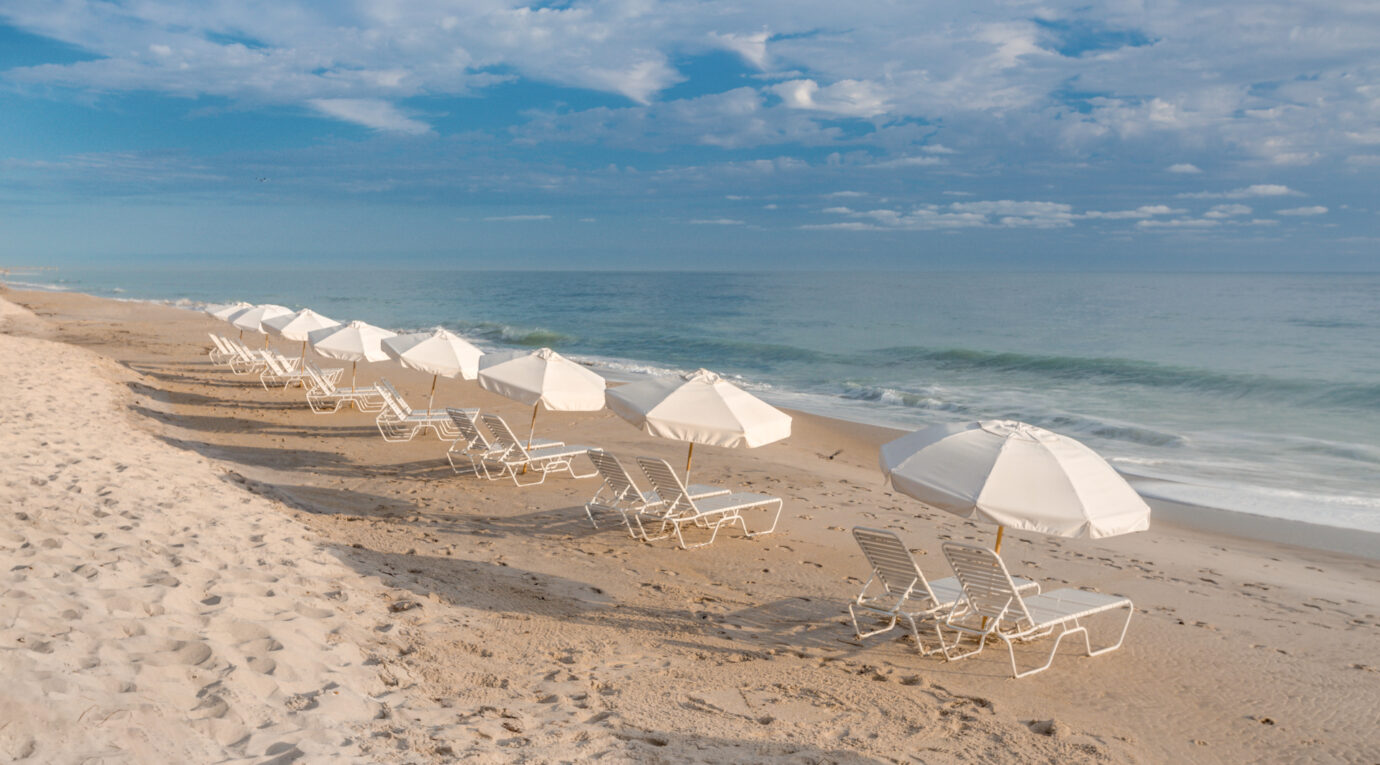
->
[302,362,384,414]
[849,528,1037,653]
[937,542,1134,679]
[475,414,597,486]
[444,408,562,476]
[375,379,470,442]
[258,352,315,390]
[584,450,729,536]
[224,338,271,375]
[634,457,783,549]
[208,333,236,365]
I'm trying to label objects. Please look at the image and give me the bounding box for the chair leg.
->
[742,500,783,538]
[848,604,898,640]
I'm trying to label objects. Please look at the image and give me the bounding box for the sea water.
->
[10,268,1380,533]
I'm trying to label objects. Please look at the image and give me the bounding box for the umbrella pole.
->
[521,404,539,475]
[299,340,307,371]
[351,361,358,409]
[976,525,1009,632]
[427,374,438,416]
[686,442,694,483]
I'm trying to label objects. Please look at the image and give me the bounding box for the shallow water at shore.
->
[9,267,1380,532]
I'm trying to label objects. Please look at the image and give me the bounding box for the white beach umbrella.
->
[218,303,258,339]
[478,347,605,446]
[231,304,294,348]
[880,420,1151,552]
[308,320,398,390]
[263,308,339,365]
[382,327,485,414]
[206,301,252,321]
[606,368,792,480]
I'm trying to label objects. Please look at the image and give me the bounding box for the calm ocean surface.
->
[11,268,1380,533]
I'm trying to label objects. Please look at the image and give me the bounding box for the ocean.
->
[9,267,1380,533]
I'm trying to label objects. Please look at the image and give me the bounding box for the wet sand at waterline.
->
[2,286,1377,763]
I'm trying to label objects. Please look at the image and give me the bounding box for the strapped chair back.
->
[302,361,331,392]
[634,456,690,514]
[448,408,488,449]
[942,543,1033,630]
[589,450,640,502]
[377,379,411,418]
[852,528,935,604]
[480,413,526,458]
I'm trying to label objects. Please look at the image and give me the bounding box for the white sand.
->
[3,288,1379,764]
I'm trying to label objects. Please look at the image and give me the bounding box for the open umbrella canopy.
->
[263,308,339,342]
[307,320,397,363]
[478,347,605,411]
[230,304,294,334]
[606,368,791,448]
[880,420,1151,540]
[206,301,252,321]
[382,327,484,381]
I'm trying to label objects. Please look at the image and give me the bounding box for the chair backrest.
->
[376,379,410,418]
[230,338,256,359]
[261,351,288,374]
[941,543,1033,628]
[302,361,331,392]
[589,450,639,501]
[377,379,412,415]
[447,408,488,449]
[635,457,691,512]
[480,414,527,459]
[852,527,934,602]
[209,333,230,353]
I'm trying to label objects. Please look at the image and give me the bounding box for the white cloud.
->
[815,199,1074,230]
[1167,163,1202,174]
[308,99,431,135]
[770,79,891,118]
[1082,205,1185,219]
[867,155,946,169]
[1178,184,1302,199]
[689,218,745,225]
[708,30,770,69]
[483,214,551,222]
[1136,218,1219,229]
[1203,204,1252,218]
[826,191,867,198]
[1347,155,1380,166]
[1276,206,1328,216]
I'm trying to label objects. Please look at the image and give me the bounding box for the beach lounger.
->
[208,333,236,365]
[224,338,271,375]
[634,457,783,549]
[475,414,596,486]
[257,352,314,390]
[584,450,729,536]
[937,542,1134,678]
[849,528,1038,653]
[302,362,384,414]
[444,408,562,476]
[375,379,470,442]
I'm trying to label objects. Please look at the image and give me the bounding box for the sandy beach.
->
[2,285,1378,764]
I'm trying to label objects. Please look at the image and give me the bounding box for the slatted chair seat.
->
[634,456,782,549]
[849,527,1037,653]
[938,542,1134,679]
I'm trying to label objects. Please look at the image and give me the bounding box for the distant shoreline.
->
[6,277,1378,560]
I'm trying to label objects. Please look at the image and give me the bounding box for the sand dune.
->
[3,288,1378,763]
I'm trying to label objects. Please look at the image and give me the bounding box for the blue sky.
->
[0,0,1377,270]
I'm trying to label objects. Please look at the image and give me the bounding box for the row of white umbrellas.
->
[205,301,1151,550]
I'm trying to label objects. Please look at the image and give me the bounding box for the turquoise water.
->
[11,268,1380,533]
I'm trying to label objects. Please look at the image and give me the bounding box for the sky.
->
[0,0,1377,270]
